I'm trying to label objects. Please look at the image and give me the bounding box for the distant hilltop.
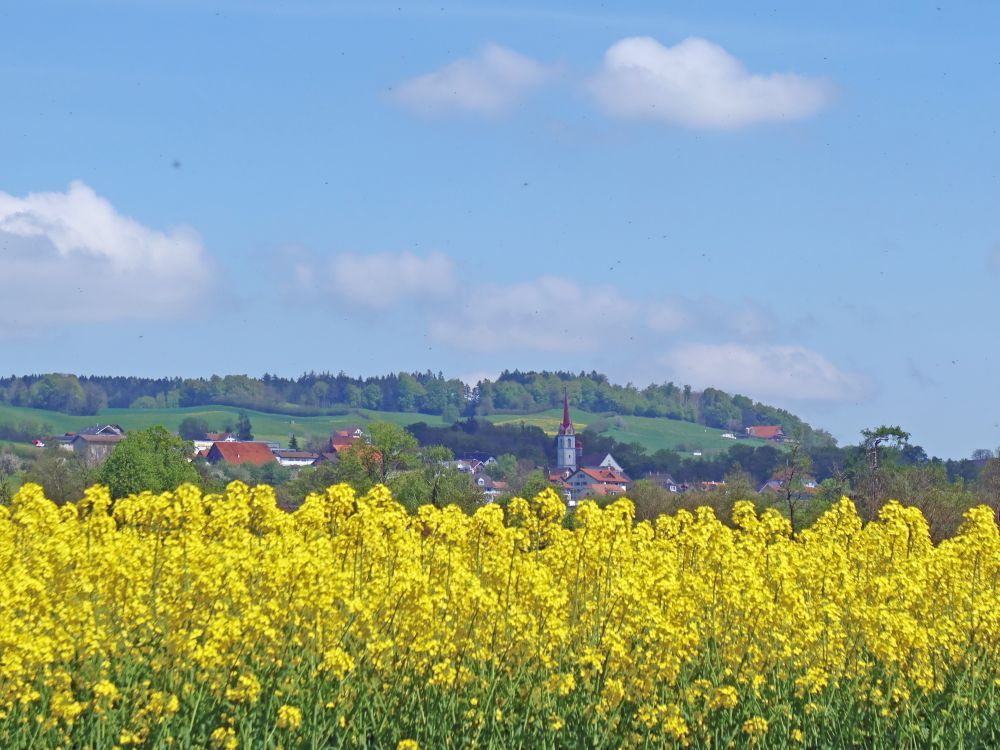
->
[0,370,836,448]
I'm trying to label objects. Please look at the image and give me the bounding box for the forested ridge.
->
[0,370,834,446]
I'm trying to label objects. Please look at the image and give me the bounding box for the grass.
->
[0,403,766,455]
[0,403,446,448]
[485,408,768,455]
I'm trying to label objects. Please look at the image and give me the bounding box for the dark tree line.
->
[0,371,835,449]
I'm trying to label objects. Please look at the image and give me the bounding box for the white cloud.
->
[0,181,213,335]
[391,43,555,117]
[589,36,834,129]
[664,343,870,401]
[295,250,457,309]
[428,276,638,352]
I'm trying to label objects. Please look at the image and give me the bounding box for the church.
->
[550,393,632,504]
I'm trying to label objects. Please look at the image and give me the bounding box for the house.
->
[205,441,276,466]
[56,424,125,452]
[579,453,624,472]
[446,459,483,474]
[645,473,682,493]
[471,472,509,502]
[758,468,818,495]
[698,480,726,492]
[312,452,342,466]
[72,433,124,466]
[329,427,365,452]
[457,452,497,466]
[206,432,236,442]
[549,468,572,483]
[54,434,77,451]
[78,424,125,437]
[565,466,632,502]
[746,425,785,441]
[273,450,321,467]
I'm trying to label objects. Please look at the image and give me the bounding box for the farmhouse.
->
[72,433,124,466]
[329,427,365,452]
[746,425,785,441]
[206,441,276,466]
[645,473,682,493]
[472,472,509,502]
[273,450,321,467]
[564,466,633,502]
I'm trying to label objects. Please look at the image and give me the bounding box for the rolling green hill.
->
[485,409,767,454]
[0,402,765,456]
[0,403,445,447]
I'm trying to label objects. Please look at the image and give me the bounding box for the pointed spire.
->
[561,390,572,432]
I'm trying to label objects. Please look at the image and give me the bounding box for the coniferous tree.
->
[236,412,254,441]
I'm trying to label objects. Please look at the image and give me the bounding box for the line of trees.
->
[0,370,835,447]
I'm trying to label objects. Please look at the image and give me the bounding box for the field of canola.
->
[2,482,1000,749]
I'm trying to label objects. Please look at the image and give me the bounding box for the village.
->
[42,394,807,507]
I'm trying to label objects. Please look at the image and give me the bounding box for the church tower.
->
[556,392,578,471]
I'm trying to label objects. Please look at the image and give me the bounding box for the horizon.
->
[0,367,971,460]
[2,1,999,459]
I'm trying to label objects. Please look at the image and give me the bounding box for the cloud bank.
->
[391,43,555,117]
[290,249,865,403]
[392,36,833,129]
[665,343,871,401]
[589,36,834,129]
[294,249,457,309]
[428,276,637,353]
[0,181,213,335]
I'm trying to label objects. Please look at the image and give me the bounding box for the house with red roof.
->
[745,425,785,441]
[565,466,633,503]
[328,426,366,452]
[205,441,276,466]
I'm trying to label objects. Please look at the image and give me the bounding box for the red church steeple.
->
[556,390,577,470]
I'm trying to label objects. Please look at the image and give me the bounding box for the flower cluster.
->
[1,481,999,748]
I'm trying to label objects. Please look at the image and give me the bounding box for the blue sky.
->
[1,0,998,457]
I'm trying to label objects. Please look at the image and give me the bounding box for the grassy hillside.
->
[0,402,765,455]
[0,403,446,447]
[485,408,767,454]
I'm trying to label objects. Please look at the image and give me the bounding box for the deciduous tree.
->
[98,426,199,498]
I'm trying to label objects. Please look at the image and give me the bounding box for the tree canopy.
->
[98,426,199,498]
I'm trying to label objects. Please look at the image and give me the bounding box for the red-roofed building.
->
[206,441,276,466]
[565,466,632,502]
[746,425,785,441]
[328,427,365,452]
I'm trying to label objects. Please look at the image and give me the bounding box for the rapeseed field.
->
[1,482,998,748]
